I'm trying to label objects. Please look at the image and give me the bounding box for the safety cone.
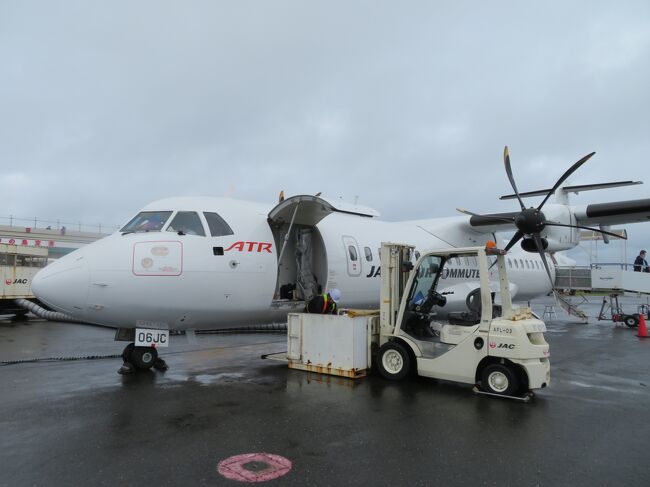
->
[638,314,649,338]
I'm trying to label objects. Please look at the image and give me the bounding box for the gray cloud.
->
[1,1,648,262]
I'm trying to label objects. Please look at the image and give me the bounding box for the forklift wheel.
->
[624,315,639,328]
[376,342,411,381]
[481,364,519,396]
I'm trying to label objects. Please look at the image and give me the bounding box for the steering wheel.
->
[415,289,447,315]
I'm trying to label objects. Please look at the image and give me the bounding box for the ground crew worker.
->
[634,250,648,272]
[306,288,341,314]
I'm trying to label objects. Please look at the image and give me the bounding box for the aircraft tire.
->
[624,315,639,328]
[376,341,411,381]
[131,346,158,370]
[121,343,135,362]
[481,363,519,396]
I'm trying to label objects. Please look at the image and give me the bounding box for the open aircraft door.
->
[267,195,336,304]
[268,195,380,304]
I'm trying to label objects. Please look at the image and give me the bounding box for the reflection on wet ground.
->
[1,295,650,486]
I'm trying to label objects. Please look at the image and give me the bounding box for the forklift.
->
[376,243,550,399]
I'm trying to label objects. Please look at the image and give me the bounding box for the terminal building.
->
[0,224,108,314]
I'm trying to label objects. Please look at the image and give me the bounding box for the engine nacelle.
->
[521,204,580,252]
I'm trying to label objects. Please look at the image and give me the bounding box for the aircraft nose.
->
[32,256,90,316]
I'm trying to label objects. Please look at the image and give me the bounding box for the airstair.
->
[552,264,650,321]
[552,291,588,323]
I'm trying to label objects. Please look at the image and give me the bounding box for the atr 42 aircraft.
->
[29,147,650,371]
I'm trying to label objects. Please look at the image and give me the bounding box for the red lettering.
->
[21,239,28,246]
[8,239,15,245]
[225,241,273,253]
[257,242,272,253]
[48,240,55,247]
[35,240,41,247]
[225,241,244,252]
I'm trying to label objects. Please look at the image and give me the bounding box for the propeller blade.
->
[456,208,516,223]
[533,234,555,289]
[504,231,524,252]
[504,146,526,211]
[456,208,481,216]
[537,152,596,210]
[543,221,627,240]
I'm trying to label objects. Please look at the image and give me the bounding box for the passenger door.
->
[342,236,362,277]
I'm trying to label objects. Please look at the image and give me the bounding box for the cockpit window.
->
[166,211,206,236]
[203,212,234,237]
[121,211,173,233]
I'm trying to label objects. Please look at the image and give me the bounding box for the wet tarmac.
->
[1,295,650,486]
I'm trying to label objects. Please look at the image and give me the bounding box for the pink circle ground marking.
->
[217,453,292,483]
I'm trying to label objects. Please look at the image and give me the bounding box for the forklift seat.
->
[448,311,480,326]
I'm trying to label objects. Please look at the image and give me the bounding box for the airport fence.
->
[0,215,120,234]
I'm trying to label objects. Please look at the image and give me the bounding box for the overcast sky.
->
[1,1,648,262]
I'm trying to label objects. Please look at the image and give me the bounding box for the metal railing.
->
[554,266,592,290]
[0,215,120,234]
[590,262,649,272]
[556,262,650,291]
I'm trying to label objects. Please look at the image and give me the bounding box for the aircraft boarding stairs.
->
[553,264,650,322]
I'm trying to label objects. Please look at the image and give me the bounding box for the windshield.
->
[408,255,444,305]
[166,211,206,236]
[120,211,173,233]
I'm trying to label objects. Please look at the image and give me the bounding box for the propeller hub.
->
[514,208,546,235]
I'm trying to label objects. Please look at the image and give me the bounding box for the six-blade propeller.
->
[459,146,627,288]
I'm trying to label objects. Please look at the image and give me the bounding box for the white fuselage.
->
[31,196,553,330]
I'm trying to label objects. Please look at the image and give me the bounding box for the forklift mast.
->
[379,243,414,339]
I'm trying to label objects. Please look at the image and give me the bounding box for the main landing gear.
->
[118,343,169,375]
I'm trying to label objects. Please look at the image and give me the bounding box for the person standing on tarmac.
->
[634,250,648,272]
[306,288,341,314]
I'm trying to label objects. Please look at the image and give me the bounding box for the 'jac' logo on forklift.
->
[224,241,273,253]
[490,342,515,350]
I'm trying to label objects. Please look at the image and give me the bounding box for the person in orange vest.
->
[306,289,341,314]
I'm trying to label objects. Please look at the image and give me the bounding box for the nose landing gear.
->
[118,343,169,375]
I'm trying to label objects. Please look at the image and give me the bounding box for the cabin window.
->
[203,212,234,237]
[525,260,530,269]
[348,245,358,261]
[514,259,519,269]
[0,254,16,266]
[536,261,540,269]
[166,211,206,236]
[364,246,373,262]
[519,259,524,268]
[121,211,173,233]
[507,258,512,268]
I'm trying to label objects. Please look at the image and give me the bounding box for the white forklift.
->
[271,242,550,399]
[375,243,550,399]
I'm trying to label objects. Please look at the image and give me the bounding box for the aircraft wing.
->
[572,198,650,227]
